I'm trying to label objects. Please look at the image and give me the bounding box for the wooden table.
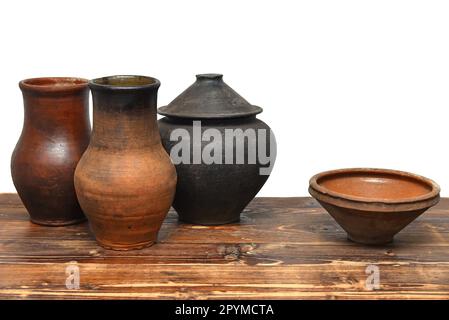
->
[0,193,448,300]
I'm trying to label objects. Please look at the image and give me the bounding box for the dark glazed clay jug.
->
[158,74,276,225]
[11,77,90,226]
[74,75,177,250]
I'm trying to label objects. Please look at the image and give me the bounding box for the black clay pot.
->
[158,74,276,225]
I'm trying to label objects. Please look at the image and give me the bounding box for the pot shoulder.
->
[158,116,276,169]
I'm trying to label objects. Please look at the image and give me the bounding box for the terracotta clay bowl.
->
[309,168,440,245]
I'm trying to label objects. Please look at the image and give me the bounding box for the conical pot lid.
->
[158,74,263,119]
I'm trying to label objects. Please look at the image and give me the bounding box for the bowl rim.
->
[309,168,440,208]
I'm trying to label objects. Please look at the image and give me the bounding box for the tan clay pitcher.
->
[74,75,177,250]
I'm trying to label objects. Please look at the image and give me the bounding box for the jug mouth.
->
[89,75,160,91]
[19,77,88,94]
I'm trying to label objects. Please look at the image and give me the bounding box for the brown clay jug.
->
[74,75,177,250]
[11,77,90,226]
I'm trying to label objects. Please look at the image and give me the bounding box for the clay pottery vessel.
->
[158,74,276,225]
[11,77,90,226]
[74,75,176,250]
[309,168,440,245]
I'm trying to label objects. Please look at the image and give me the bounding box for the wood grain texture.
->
[0,193,448,300]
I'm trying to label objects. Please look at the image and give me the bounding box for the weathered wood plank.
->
[1,263,449,300]
[0,193,448,299]
[0,241,449,265]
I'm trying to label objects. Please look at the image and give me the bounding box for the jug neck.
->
[89,75,161,150]
[19,77,90,133]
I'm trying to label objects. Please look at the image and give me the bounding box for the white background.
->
[1,0,448,197]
